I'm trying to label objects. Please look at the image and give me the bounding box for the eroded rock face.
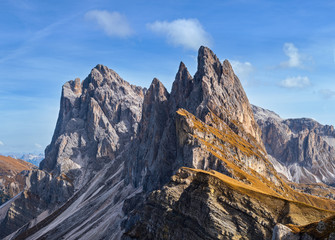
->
[272,224,300,240]
[124,168,274,240]
[0,155,36,205]
[0,169,73,238]
[123,167,334,240]
[127,46,265,192]
[253,105,335,185]
[41,65,145,188]
[0,65,145,238]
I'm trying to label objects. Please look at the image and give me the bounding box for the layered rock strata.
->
[253,105,335,185]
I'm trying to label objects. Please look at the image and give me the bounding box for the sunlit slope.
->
[176,108,335,211]
[288,214,335,239]
[0,155,35,204]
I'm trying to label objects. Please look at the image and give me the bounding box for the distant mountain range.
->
[1,47,335,239]
[6,153,44,166]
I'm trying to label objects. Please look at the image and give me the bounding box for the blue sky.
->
[0,0,335,154]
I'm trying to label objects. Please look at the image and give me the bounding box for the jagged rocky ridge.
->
[1,46,335,239]
[253,105,335,185]
[0,64,145,238]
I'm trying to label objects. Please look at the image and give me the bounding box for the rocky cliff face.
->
[0,155,36,204]
[0,65,145,238]
[2,47,335,240]
[124,168,334,240]
[126,47,266,193]
[273,216,335,240]
[253,105,335,185]
[41,65,145,188]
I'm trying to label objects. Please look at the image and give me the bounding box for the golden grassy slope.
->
[0,155,35,174]
[0,155,35,204]
[176,108,335,222]
[288,214,335,238]
[182,167,335,227]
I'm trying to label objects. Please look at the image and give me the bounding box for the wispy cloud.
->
[85,10,133,38]
[35,143,42,148]
[0,15,77,64]
[280,43,303,68]
[230,60,254,84]
[147,18,211,50]
[0,141,4,146]
[319,89,335,99]
[279,76,311,88]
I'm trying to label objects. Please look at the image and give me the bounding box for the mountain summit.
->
[1,47,335,240]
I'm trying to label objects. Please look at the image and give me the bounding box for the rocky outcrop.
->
[41,65,145,189]
[272,216,335,240]
[0,169,73,238]
[124,167,334,240]
[0,65,145,238]
[252,105,335,185]
[272,224,300,240]
[127,47,265,192]
[0,155,36,205]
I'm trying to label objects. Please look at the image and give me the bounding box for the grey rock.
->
[0,65,145,238]
[41,65,145,188]
[126,46,267,193]
[272,224,300,240]
[252,105,335,185]
[0,169,73,238]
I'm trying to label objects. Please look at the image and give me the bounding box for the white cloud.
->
[147,19,211,50]
[0,141,4,146]
[35,143,42,148]
[319,89,335,99]
[230,60,254,83]
[85,10,133,38]
[279,76,311,88]
[281,43,302,68]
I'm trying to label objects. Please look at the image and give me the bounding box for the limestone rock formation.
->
[252,105,335,185]
[41,65,145,189]
[0,169,73,238]
[273,215,335,240]
[2,46,335,240]
[0,65,145,238]
[127,47,266,193]
[0,155,36,204]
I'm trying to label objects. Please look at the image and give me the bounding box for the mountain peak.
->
[146,78,169,103]
[94,64,109,73]
[196,46,222,82]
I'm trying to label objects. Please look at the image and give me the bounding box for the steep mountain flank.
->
[2,47,335,240]
[41,65,145,188]
[123,108,335,239]
[0,155,35,204]
[0,65,145,238]
[252,105,335,185]
[126,47,266,193]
